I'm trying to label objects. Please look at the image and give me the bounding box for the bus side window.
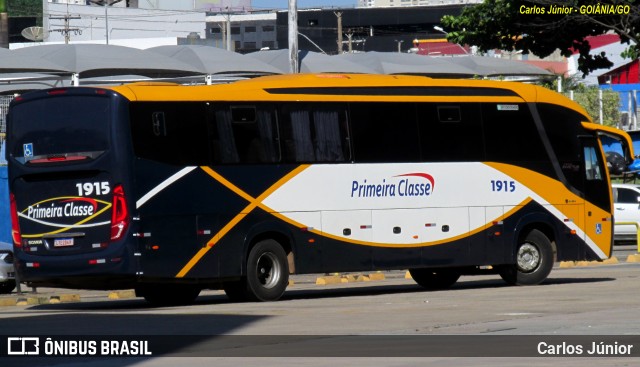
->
[280,104,349,163]
[350,102,420,163]
[286,109,315,162]
[130,102,209,166]
[584,146,603,181]
[418,103,484,162]
[212,108,240,163]
[537,103,589,192]
[210,105,279,164]
[483,103,552,175]
[312,107,349,162]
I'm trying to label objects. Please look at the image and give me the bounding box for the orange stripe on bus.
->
[175,164,309,278]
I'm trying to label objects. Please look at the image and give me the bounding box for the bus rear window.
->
[9,96,109,160]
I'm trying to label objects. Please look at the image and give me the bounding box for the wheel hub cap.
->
[256,252,281,289]
[517,243,540,272]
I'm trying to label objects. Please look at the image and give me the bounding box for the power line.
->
[49,14,82,44]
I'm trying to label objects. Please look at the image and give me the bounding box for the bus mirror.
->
[584,122,635,167]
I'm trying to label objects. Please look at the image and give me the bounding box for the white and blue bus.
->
[5,74,632,304]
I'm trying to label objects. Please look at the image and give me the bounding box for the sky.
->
[251,0,358,10]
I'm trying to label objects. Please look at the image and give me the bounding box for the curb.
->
[626,254,640,263]
[0,293,81,307]
[315,272,386,285]
[108,290,136,300]
[559,256,620,268]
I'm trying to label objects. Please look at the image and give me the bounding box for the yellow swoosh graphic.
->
[175,165,310,278]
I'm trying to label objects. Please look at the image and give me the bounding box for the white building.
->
[358,0,482,8]
[46,0,251,11]
[43,1,206,45]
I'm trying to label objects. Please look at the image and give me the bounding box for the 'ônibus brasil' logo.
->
[350,173,435,198]
[20,196,112,229]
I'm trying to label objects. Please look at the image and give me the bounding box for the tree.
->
[441,0,640,76]
[7,0,42,18]
[0,0,7,49]
[571,87,620,127]
[539,74,620,126]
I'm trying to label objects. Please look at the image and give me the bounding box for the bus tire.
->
[498,229,554,286]
[138,284,201,306]
[408,268,460,290]
[245,239,289,302]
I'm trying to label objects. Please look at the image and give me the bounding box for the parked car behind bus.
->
[0,242,16,294]
[613,183,640,243]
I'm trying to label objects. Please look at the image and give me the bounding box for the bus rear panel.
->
[7,88,137,289]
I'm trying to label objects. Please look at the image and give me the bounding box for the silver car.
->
[0,242,16,294]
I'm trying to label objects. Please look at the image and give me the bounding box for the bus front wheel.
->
[498,229,554,286]
[408,268,460,290]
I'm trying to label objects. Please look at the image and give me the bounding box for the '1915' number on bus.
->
[491,180,516,192]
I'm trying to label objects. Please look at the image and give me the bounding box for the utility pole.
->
[225,9,231,51]
[219,23,226,50]
[288,0,298,73]
[89,0,123,45]
[49,14,82,44]
[345,29,354,53]
[0,0,8,49]
[335,11,343,54]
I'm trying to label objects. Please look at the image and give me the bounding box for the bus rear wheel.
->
[224,239,289,302]
[408,268,460,290]
[498,229,554,286]
[246,239,289,302]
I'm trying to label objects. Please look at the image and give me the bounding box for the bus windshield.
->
[10,95,109,162]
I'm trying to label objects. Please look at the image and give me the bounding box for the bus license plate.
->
[54,238,74,247]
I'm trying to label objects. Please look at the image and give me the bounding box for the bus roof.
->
[109,74,590,119]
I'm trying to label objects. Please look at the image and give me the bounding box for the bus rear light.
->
[110,185,130,241]
[29,155,88,164]
[10,193,22,247]
[47,89,68,95]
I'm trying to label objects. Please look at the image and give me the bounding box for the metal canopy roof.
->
[147,45,282,77]
[11,44,203,78]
